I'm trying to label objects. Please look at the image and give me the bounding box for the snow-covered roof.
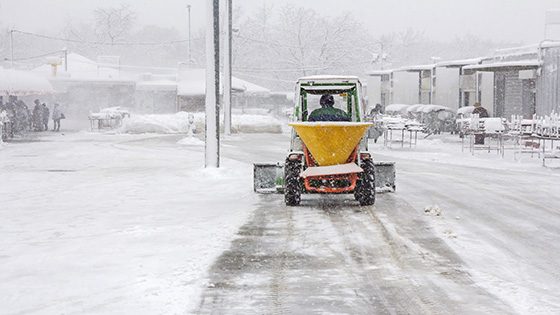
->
[33,53,134,81]
[436,58,486,68]
[232,77,270,95]
[177,69,206,96]
[136,80,177,91]
[177,68,270,96]
[0,69,54,96]
[396,64,435,72]
[463,60,540,71]
[366,70,393,76]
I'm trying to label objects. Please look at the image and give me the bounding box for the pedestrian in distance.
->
[472,102,489,145]
[52,103,63,132]
[472,102,489,118]
[42,103,50,131]
[32,100,43,131]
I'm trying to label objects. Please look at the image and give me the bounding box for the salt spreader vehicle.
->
[253,76,396,206]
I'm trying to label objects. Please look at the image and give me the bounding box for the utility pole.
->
[223,0,232,135]
[10,30,14,68]
[205,0,220,168]
[63,47,68,72]
[187,4,192,65]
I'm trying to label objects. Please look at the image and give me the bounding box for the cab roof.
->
[296,75,361,85]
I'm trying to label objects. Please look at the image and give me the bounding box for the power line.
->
[11,50,64,61]
[11,29,202,46]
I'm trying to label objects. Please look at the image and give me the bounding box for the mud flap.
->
[253,162,284,193]
[373,161,396,192]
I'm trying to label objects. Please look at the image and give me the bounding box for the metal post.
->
[224,0,232,135]
[63,48,68,72]
[418,72,422,104]
[389,72,393,105]
[458,67,463,108]
[475,71,480,103]
[205,0,220,168]
[430,68,434,104]
[10,30,14,68]
[187,4,192,65]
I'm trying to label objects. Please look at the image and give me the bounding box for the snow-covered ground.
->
[117,112,283,135]
[0,116,274,314]
[2,116,560,314]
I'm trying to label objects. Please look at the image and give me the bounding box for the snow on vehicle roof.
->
[297,75,361,83]
[420,105,453,113]
[406,104,424,113]
[457,106,475,115]
[0,69,54,96]
[385,104,410,112]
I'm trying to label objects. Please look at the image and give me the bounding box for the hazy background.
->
[2,0,559,43]
[1,0,559,91]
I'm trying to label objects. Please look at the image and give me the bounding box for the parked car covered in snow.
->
[89,106,131,131]
[420,105,456,134]
[384,104,410,117]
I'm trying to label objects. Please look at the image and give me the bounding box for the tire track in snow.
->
[397,167,560,314]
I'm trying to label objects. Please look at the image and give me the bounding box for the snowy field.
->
[0,117,266,314]
[2,115,560,314]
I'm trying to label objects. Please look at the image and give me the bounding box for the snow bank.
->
[119,112,194,134]
[177,136,204,146]
[230,114,282,133]
[119,112,282,134]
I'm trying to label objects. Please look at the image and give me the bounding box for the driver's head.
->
[320,94,334,107]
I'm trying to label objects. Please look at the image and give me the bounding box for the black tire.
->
[284,158,302,206]
[354,159,376,206]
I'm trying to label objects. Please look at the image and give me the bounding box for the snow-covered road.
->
[2,129,560,314]
[198,134,560,314]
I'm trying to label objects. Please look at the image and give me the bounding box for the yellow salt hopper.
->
[289,122,372,166]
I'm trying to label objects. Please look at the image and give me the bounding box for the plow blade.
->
[253,162,284,193]
[254,161,396,193]
[373,161,396,192]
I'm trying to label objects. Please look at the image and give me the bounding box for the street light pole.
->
[187,4,192,65]
[63,47,68,72]
[205,0,220,168]
[224,0,232,135]
[10,30,14,68]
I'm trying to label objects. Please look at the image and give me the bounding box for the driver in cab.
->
[307,94,350,122]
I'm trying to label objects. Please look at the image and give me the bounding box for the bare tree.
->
[93,4,137,46]
[231,5,373,89]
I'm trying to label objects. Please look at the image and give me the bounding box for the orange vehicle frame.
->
[302,144,360,193]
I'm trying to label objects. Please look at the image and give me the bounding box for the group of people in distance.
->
[0,96,64,140]
[30,99,64,132]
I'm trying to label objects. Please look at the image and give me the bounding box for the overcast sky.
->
[1,0,559,44]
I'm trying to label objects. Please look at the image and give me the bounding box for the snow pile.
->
[119,112,282,134]
[231,114,282,133]
[119,112,196,134]
[177,136,204,146]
